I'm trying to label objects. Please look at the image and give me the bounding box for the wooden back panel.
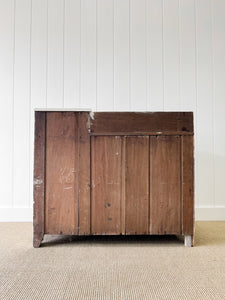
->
[34,111,194,241]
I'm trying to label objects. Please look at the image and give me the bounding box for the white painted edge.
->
[184,235,192,247]
[0,207,225,222]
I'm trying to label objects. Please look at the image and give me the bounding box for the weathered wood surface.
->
[45,112,78,235]
[182,135,194,236]
[91,136,122,234]
[125,136,149,234]
[150,135,181,234]
[33,112,46,247]
[90,112,193,135]
[34,111,194,247]
[78,112,91,235]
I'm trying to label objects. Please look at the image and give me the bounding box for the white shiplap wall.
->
[0,0,225,221]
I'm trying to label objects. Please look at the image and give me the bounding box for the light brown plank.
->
[91,136,122,234]
[33,112,46,247]
[150,136,181,234]
[125,136,149,234]
[91,112,193,134]
[45,112,78,235]
[182,135,194,236]
[78,112,91,235]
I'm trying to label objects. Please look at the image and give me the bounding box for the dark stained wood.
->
[121,137,126,235]
[182,135,194,236]
[150,136,181,235]
[78,112,91,235]
[125,136,149,234]
[91,112,193,135]
[33,112,46,248]
[45,112,78,235]
[91,136,122,234]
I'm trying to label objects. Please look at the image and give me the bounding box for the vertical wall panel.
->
[47,0,64,107]
[0,0,14,207]
[147,0,164,111]
[213,0,225,207]
[114,0,130,111]
[30,0,48,207]
[13,0,31,207]
[97,0,114,111]
[163,0,180,110]
[80,0,97,110]
[195,0,214,207]
[64,0,80,108]
[130,0,147,111]
[179,0,196,112]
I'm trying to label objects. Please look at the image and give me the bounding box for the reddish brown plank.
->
[90,112,193,135]
[182,135,194,236]
[150,136,181,235]
[78,112,91,235]
[45,112,78,235]
[91,136,122,234]
[33,112,46,247]
[121,137,126,235]
[125,136,149,235]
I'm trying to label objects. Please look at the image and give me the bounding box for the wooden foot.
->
[184,235,193,247]
[33,235,44,248]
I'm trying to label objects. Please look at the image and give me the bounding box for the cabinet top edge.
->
[34,109,193,114]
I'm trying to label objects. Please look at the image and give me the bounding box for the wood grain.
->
[125,136,149,234]
[91,112,193,134]
[33,112,46,247]
[45,112,78,235]
[182,135,194,236]
[150,136,181,234]
[91,136,122,234]
[78,112,91,235]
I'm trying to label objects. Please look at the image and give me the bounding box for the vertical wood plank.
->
[114,0,130,111]
[130,0,147,110]
[0,0,14,207]
[47,0,64,107]
[150,136,181,234]
[64,0,81,107]
[182,135,194,235]
[125,136,149,234]
[13,0,31,207]
[121,137,126,234]
[45,112,78,234]
[212,0,225,207]
[195,0,214,207]
[33,112,45,247]
[163,0,180,110]
[91,136,122,234]
[97,0,114,111]
[78,112,91,235]
[80,0,97,110]
[147,0,164,111]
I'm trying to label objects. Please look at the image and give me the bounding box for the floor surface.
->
[0,221,225,299]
